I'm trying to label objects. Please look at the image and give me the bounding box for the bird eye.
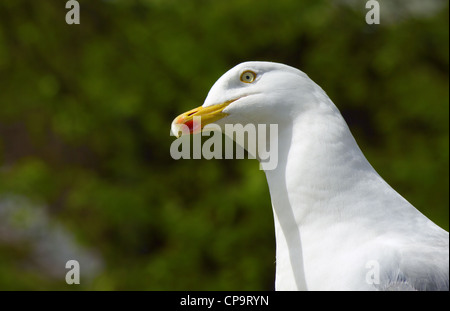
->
[240,70,256,83]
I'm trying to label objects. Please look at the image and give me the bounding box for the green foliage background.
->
[0,0,448,290]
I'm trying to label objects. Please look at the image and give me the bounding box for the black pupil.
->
[246,75,251,80]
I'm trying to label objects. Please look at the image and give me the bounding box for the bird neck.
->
[263,107,379,290]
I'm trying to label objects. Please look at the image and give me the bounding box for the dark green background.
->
[0,0,448,290]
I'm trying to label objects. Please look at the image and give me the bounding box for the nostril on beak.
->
[187,110,197,117]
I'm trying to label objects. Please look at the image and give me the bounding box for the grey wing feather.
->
[376,232,449,291]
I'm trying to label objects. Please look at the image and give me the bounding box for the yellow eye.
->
[240,70,256,83]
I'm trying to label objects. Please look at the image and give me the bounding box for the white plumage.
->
[172,61,449,290]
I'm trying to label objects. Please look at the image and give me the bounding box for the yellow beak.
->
[171,99,237,137]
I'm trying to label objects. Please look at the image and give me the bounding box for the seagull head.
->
[171,61,324,137]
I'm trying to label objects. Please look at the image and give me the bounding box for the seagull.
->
[171,61,449,290]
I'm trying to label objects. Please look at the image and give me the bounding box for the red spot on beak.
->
[185,119,194,132]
